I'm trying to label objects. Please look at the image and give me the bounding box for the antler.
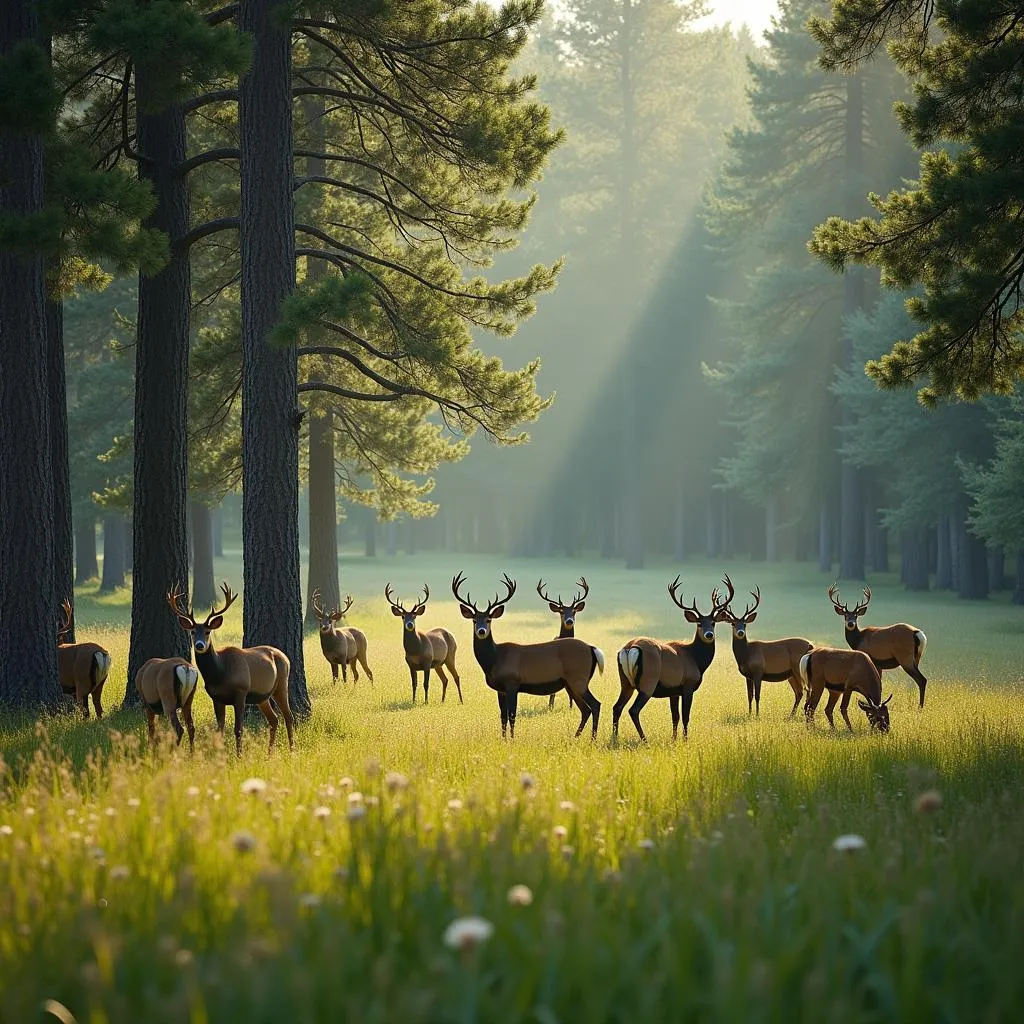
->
[311,588,325,618]
[338,594,354,617]
[166,582,196,627]
[827,581,847,613]
[412,583,430,612]
[206,582,237,624]
[452,571,476,612]
[58,597,73,637]
[667,575,699,615]
[855,585,872,614]
[536,578,555,604]
[573,576,590,607]
[487,573,517,613]
[384,582,404,612]
[741,584,761,620]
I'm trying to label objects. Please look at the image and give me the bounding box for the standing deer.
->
[167,583,294,755]
[452,572,604,740]
[536,576,590,708]
[613,575,733,743]
[828,583,928,707]
[135,657,199,751]
[57,599,111,719]
[722,584,811,717]
[800,646,892,733]
[385,583,462,704]
[310,590,374,685]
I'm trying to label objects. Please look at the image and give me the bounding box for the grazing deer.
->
[135,657,199,751]
[57,599,111,719]
[799,646,892,733]
[613,575,732,743]
[310,589,374,685]
[536,576,590,708]
[167,583,294,755]
[828,583,928,707]
[452,572,605,740]
[722,583,811,718]
[385,583,462,704]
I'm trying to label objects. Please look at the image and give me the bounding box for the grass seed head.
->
[240,778,267,797]
[443,916,494,951]
[507,884,533,906]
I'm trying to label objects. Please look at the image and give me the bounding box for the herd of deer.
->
[54,569,928,754]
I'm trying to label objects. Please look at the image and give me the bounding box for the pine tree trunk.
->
[100,515,127,592]
[900,527,929,591]
[212,506,224,557]
[600,501,617,559]
[128,64,192,703]
[124,517,133,573]
[305,408,340,623]
[765,494,778,562]
[75,514,99,583]
[987,546,1006,591]
[0,0,60,708]
[956,505,987,599]
[948,513,962,592]
[818,501,832,573]
[1013,548,1024,606]
[239,0,309,715]
[674,482,685,562]
[191,501,216,611]
[706,494,720,558]
[935,514,952,590]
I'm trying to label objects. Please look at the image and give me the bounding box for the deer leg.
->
[232,697,245,756]
[548,692,556,710]
[92,684,104,720]
[906,664,927,708]
[146,708,156,744]
[160,691,183,746]
[422,666,431,704]
[447,659,462,704]
[182,699,196,753]
[341,661,348,684]
[258,699,279,752]
[787,675,802,719]
[753,676,763,718]
[745,678,754,716]
[437,664,451,703]
[611,683,633,742]
[670,694,680,741]
[350,657,359,683]
[573,688,592,739]
[358,652,374,685]
[587,691,600,740]
[213,701,226,736]
[77,683,90,720]
[497,691,508,738]
[331,662,339,684]
[803,685,820,726]
[409,664,418,703]
[823,689,841,730]
[276,680,295,751]
[628,691,650,742]
[681,689,695,740]
[839,690,855,733]
[506,687,519,739]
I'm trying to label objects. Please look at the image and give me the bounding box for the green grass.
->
[2,552,1024,1023]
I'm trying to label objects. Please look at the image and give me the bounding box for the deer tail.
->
[92,650,111,685]
[174,663,199,704]
[914,630,927,664]
[798,651,812,689]
[617,646,641,687]
[590,646,605,677]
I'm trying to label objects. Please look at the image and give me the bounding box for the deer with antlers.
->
[452,572,605,739]
[800,647,892,733]
[167,583,294,755]
[536,576,590,708]
[721,582,811,718]
[57,599,111,719]
[310,590,374,686]
[828,583,928,707]
[385,583,462,704]
[613,576,732,743]
[135,657,200,751]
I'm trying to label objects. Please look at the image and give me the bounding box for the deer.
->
[828,583,928,707]
[799,646,892,733]
[385,582,462,704]
[135,657,200,751]
[56,598,111,719]
[310,589,374,685]
[167,582,294,755]
[721,583,811,718]
[452,571,605,740]
[536,576,590,708]
[613,575,733,743]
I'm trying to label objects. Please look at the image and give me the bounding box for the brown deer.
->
[722,584,811,718]
[57,599,111,718]
[613,575,733,743]
[135,657,199,751]
[828,583,928,707]
[799,646,892,733]
[536,576,590,708]
[452,572,605,739]
[310,590,374,685]
[167,583,294,755]
[385,583,462,704]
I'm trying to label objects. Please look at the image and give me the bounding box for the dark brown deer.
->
[385,583,462,704]
[135,656,199,751]
[613,575,733,743]
[310,590,374,685]
[828,583,928,707]
[167,583,294,755]
[536,576,590,708]
[452,572,604,739]
[722,584,811,718]
[57,599,111,718]
[800,646,892,733]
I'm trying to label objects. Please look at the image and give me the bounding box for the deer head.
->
[167,581,237,654]
[722,581,761,640]
[452,571,516,640]
[385,583,429,633]
[536,576,589,631]
[311,590,353,634]
[668,573,733,643]
[828,582,871,632]
[857,692,892,732]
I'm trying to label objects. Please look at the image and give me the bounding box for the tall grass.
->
[2,554,1022,1022]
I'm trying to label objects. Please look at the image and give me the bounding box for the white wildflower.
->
[507,884,533,907]
[832,834,866,853]
[347,804,367,822]
[231,830,257,853]
[553,825,568,840]
[443,916,494,951]
[313,805,331,820]
[385,772,409,793]
[240,778,267,796]
[447,799,463,812]
[638,838,656,852]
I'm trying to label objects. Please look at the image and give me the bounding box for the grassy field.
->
[2,551,1023,1023]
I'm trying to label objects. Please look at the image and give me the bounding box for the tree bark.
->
[900,527,929,591]
[956,508,988,600]
[948,512,962,592]
[765,494,778,563]
[128,64,192,703]
[239,0,309,715]
[706,494,720,558]
[818,500,832,573]
[1013,548,1024,606]
[674,482,685,562]
[75,514,99,583]
[987,546,1006,591]
[935,514,952,590]
[191,500,216,611]
[212,506,224,557]
[0,0,60,708]
[100,515,127,592]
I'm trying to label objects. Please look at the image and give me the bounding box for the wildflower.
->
[231,830,257,854]
[443,916,494,951]
[347,804,367,822]
[914,790,942,815]
[339,776,354,790]
[447,799,463,812]
[109,865,130,881]
[561,845,575,859]
[0,825,12,837]
[832,834,866,853]
[365,758,381,778]
[519,772,536,791]
[104,807,116,818]
[385,772,409,793]
[367,795,380,807]
[174,949,194,968]
[347,791,364,806]
[638,838,656,852]
[24,807,35,817]
[553,825,568,840]
[559,800,576,813]
[299,893,322,909]
[89,846,105,861]
[127,798,141,808]
[186,786,200,798]
[313,805,331,820]
[507,884,533,907]
[240,778,267,796]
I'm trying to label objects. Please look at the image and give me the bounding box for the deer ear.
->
[391,606,404,616]
[684,609,700,623]
[460,605,475,619]
[330,611,342,621]
[207,615,224,631]
[834,606,846,615]
[414,605,426,616]
[857,699,870,712]
[490,605,505,619]
[176,615,195,631]
[548,602,561,614]
[746,611,757,623]
[574,600,586,612]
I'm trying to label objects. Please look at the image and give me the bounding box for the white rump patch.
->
[798,653,811,687]
[915,630,927,664]
[94,651,111,682]
[592,647,605,675]
[618,646,641,685]
[175,664,199,701]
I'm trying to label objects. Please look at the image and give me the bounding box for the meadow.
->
[2,551,1024,1023]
